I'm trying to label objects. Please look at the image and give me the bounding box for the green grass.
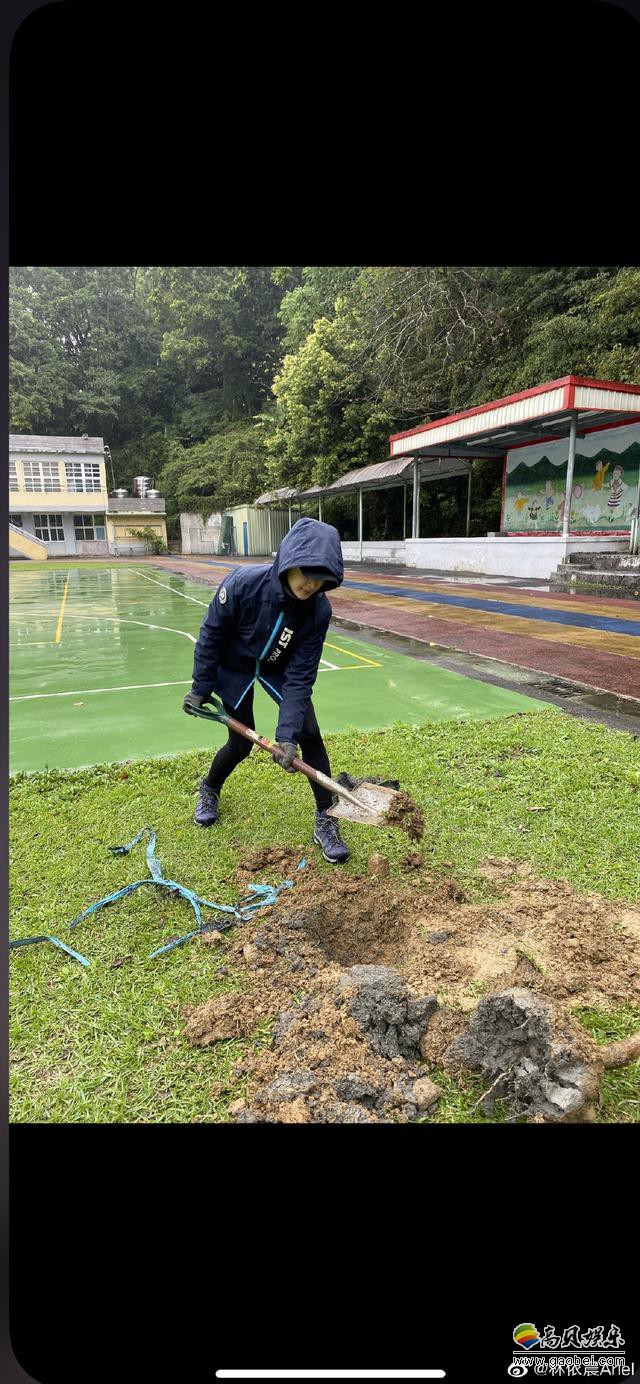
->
[10,708,640,1123]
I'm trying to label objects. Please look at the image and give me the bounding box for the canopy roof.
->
[254,376,640,506]
[389,375,640,459]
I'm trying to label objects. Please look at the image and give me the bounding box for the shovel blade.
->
[325,781,397,827]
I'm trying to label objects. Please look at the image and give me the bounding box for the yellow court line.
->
[323,639,381,667]
[318,663,378,674]
[54,576,70,644]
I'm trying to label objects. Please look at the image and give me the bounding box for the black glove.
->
[275,740,298,773]
[183,690,208,715]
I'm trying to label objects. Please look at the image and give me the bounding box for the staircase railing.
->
[9,522,48,549]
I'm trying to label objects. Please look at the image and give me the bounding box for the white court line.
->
[48,613,197,641]
[126,567,209,605]
[10,681,192,702]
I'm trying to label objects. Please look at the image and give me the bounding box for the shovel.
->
[183,696,398,826]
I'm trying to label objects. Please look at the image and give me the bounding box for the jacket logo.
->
[267,627,294,663]
[218,586,227,604]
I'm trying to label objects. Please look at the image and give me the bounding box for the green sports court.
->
[9,563,545,774]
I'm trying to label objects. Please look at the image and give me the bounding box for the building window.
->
[10,514,23,528]
[22,460,61,492]
[34,513,65,542]
[65,461,102,492]
[73,513,106,540]
[9,461,19,491]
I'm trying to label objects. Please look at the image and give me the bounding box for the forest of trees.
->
[10,265,640,539]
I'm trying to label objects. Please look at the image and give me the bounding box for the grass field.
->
[10,709,640,1124]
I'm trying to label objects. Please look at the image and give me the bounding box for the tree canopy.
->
[10,264,640,538]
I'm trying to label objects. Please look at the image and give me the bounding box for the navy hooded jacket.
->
[191,517,344,744]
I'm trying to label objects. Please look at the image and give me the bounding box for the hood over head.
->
[274,517,343,592]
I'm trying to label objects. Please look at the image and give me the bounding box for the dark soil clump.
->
[338,965,438,1058]
[445,988,600,1122]
[383,791,425,842]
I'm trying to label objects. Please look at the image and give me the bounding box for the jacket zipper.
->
[232,612,285,709]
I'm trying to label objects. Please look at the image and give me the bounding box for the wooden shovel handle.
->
[223,712,378,814]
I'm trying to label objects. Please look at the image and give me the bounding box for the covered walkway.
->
[256,376,640,576]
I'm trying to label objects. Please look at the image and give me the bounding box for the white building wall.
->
[180,511,224,555]
[16,510,76,555]
[340,535,629,578]
[404,535,629,579]
[341,541,408,565]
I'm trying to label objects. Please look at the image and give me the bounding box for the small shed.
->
[225,504,290,556]
[179,504,290,557]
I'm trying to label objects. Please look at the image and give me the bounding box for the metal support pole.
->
[631,463,640,554]
[268,508,272,554]
[318,496,323,522]
[288,501,292,529]
[561,414,578,541]
[403,484,407,540]
[412,459,420,539]
[358,488,363,561]
[466,466,472,538]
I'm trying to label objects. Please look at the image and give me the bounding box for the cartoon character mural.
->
[607,465,627,512]
[503,423,640,533]
[592,459,610,490]
[527,497,542,528]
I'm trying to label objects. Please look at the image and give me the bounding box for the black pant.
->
[205,690,334,812]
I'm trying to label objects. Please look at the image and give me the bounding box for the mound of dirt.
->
[445,988,601,1122]
[182,854,640,1123]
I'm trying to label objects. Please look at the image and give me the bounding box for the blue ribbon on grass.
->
[65,827,306,961]
[9,934,91,967]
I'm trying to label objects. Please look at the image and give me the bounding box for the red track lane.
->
[148,557,640,700]
[330,594,640,697]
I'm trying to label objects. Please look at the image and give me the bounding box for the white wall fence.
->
[341,535,629,579]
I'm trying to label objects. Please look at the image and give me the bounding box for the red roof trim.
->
[505,529,630,538]
[389,375,640,448]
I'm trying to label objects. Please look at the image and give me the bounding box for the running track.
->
[146,556,640,700]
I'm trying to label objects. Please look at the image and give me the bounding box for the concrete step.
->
[550,568,640,599]
[562,551,640,570]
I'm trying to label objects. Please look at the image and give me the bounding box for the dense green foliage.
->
[10,265,640,536]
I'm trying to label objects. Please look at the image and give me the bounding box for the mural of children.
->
[607,465,626,512]
[556,497,565,525]
[544,480,554,510]
[514,491,527,514]
[592,458,610,490]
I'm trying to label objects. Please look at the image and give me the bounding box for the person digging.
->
[183,517,350,863]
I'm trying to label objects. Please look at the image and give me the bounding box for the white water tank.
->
[133,475,150,498]
[114,488,129,498]
[147,489,160,499]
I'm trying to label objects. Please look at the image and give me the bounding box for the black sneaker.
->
[313,810,350,863]
[194,780,220,826]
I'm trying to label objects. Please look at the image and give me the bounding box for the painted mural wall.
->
[502,421,640,533]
